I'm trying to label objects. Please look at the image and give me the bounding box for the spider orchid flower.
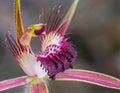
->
[1,0,120,93]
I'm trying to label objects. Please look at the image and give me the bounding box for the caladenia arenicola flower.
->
[1,0,120,93]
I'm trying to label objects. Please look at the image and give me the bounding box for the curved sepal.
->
[55,69,120,90]
[14,0,24,39]
[6,32,47,77]
[0,76,30,91]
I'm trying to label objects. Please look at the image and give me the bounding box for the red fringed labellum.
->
[36,40,77,78]
[34,1,78,78]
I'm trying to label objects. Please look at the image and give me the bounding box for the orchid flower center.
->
[6,0,78,79]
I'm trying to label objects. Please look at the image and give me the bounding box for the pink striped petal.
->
[57,0,79,35]
[55,69,120,90]
[30,78,48,93]
[6,32,47,78]
[0,76,30,91]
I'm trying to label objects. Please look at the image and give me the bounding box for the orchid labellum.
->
[1,0,120,93]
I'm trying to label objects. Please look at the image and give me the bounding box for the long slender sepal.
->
[14,0,24,39]
[55,69,120,90]
[0,76,30,91]
[30,78,49,93]
[57,0,79,35]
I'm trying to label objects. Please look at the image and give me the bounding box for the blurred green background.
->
[0,0,120,93]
